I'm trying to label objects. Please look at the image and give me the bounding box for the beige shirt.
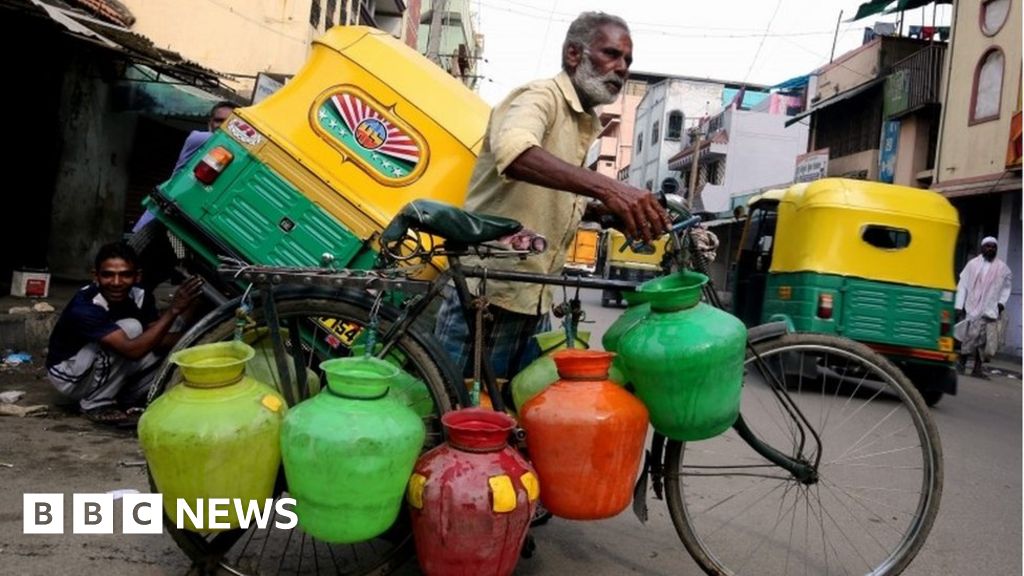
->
[462,71,601,315]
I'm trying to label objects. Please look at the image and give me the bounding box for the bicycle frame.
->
[218,242,823,490]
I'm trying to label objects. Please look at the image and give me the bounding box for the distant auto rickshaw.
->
[597,228,670,307]
[564,222,602,276]
[732,178,960,406]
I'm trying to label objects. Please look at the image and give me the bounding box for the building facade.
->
[586,78,649,180]
[669,97,809,210]
[932,0,1022,356]
[123,0,421,96]
[792,35,942,183]
[417,0,482,88]
[630,78,726,195]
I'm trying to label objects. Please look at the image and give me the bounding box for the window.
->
[815,94,883,158]
[637,132,643,153]
[651,121,660,144]
[862,225,911,249]
[666,111,683,140]
[981,0,1011,35]
[972,49,1005,123]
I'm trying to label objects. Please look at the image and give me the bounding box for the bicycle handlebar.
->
[619,214,702,254]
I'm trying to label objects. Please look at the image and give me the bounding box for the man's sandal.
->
[84,407,139,428]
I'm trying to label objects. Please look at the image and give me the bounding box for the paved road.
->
[0,288,1019,575]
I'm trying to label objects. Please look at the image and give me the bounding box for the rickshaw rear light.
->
[940,310,951,335]
[817,293,834,319]
[194,147,234,185]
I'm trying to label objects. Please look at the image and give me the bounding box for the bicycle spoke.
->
[734,479,803,573]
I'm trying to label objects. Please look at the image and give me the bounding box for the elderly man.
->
[434,11,670,382]
[955,236,1013,379]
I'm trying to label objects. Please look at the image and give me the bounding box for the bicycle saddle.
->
[380,200,523,246]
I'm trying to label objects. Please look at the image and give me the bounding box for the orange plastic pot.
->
[519,350,649,520]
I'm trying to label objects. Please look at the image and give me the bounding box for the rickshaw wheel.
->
[919,389,943,407]
[146,291,463,576]
[664,333,943,576]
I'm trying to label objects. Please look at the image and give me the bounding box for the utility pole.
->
[829,10,843,63]
[425,0,449,65]
[687,126,703,211]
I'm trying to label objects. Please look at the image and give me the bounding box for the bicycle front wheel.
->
[665,333,943,576]
[149,289,463,576]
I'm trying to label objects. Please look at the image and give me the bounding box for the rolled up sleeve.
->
[490,87,557,175]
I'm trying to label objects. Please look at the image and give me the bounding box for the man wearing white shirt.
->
[954,236,1013,378]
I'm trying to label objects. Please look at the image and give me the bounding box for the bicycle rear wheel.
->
[148,289,463,576]
[665,333,942,576]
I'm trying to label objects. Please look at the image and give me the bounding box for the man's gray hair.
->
[562,11,630,71]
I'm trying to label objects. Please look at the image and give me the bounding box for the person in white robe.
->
[954,236,1012,379]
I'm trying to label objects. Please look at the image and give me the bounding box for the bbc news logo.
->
[23,493,297,534]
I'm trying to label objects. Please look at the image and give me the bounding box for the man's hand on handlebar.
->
[598,182,671,243]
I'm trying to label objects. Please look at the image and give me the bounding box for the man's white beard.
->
[572,55,621,106]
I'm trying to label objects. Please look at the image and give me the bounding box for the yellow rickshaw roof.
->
[765,178,960,290]
[768,178,959,223]
[313,26,490,151]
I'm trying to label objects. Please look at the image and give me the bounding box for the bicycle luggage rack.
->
[219,264,432,294]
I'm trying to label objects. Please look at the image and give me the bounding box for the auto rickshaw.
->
[732,178,960,406]
[138,26,490,289]
[564,222,602,276]
[597,228,671,307]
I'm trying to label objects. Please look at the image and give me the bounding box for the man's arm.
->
[504,146,669,242]
[98,277,203,360]
[998,267,1012,312]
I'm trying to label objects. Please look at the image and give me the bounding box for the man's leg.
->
[434,285,551,381]
[47,345,100,406]
[76,319,158,412]
[971,349,989,379]
[434,285,473,379]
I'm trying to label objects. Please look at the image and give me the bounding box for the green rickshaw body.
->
[735,178,961,402]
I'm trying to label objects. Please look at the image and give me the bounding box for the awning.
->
[850,0,895,21]
[931,172,1021,198]
[771,74,810,92]
[883,0,952,15]
[12,0,236,104]
[114,65,225,119]
[667,131,730,170]
[785,77,886,127]
[850,0,952,21]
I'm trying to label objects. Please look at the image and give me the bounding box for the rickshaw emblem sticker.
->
[315,90,422,181]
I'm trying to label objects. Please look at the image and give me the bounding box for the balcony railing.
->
[884,44,945,118]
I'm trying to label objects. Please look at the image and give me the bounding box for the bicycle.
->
[147,199,943,576]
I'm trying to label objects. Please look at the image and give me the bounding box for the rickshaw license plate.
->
[317,318,363,349]
[938,337,953,352]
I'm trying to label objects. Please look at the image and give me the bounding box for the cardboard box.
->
[11,270,50,298]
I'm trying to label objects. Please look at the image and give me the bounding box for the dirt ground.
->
[0,351,193,575]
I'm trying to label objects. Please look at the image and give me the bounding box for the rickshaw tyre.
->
[920,389,943,407]
[663,333,943,576]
